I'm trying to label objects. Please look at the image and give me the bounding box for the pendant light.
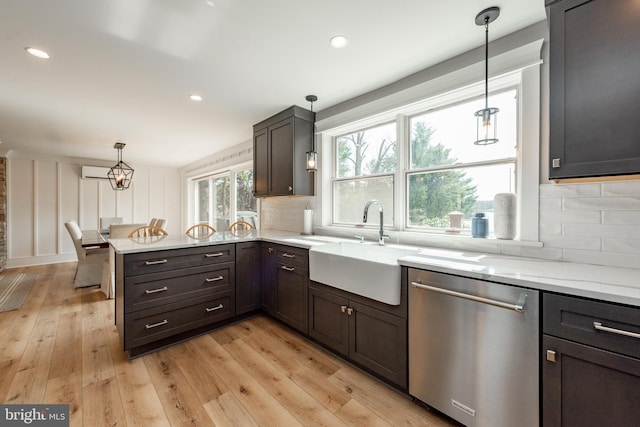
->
[107,141,134,190]
[474,7,500,146]
[305,94,318,172]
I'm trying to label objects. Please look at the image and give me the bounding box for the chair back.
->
[149,218,159,227]
[109,223,146,238]
[100,217,123,229]
[128,225,168,240]
[155,219,167,231]
[229,220,255,236]
[185,224,216,239]
[64,220,85,259]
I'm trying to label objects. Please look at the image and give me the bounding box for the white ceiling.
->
[0,0,545,168]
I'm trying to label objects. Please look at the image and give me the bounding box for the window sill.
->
[315,225,543,254]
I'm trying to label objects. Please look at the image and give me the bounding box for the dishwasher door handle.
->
[411,282,526,313]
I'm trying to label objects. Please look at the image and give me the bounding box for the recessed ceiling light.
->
[205,1,215,6]
[329,35,348,49]
[190,94,203,102]
[25,47,50,59]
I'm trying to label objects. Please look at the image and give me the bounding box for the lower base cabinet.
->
[309,282,407,389]
[261,243,309,334]
[542,293,640,427]
[235,242,261,315]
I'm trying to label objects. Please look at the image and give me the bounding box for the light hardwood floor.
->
[0,262,457,427]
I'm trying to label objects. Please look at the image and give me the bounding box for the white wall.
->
[7,152,181,268]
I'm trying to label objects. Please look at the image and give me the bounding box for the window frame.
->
[317,39,543,247]
[187,161,259,231]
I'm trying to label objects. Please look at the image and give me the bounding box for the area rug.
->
[0,273,38,313]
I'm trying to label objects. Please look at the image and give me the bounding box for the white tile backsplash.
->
[259,180,640,270]
[260,196,316,233]
[538,180,640,269]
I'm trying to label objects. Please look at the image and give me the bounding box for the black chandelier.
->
[107,141,134,190]
[474,6,500,146]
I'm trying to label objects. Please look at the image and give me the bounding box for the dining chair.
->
[229,220,255,236]
[128,225,168,242]
[64,220,109,288]
[109,223,146,238]
[185,224,216,239]
[99,216,123,230]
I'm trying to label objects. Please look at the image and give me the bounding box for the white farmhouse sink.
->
[309,242,419,305]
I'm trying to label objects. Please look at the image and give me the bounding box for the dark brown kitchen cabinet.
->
[260,244,277,314]
[542,293,640,426]
[309,281,407,389]
[253,105,314,197]
[235,241,261,315]
[261,243,309,334]
[115,244,236,358]
[547,0,640,179]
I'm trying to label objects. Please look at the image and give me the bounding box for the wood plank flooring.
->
[0,262,457,427]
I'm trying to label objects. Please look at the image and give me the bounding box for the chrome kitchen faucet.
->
[363,199,390,245]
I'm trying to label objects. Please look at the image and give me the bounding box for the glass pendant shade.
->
[107,142,134,190]
[306,150,317,172]
[474,107,499,145]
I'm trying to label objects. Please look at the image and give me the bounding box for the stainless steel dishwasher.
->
[408,268,539,427]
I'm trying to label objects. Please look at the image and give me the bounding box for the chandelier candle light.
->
[107,141,134,190]
[474,6,500,146]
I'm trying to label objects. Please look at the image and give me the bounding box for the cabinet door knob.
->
[288,186,293,191]
[552,158,561,168]
[546,350,556,363]
[340,305,347,313]
[347,307,354,316]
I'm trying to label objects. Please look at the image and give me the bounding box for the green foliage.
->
[408,121,478,227]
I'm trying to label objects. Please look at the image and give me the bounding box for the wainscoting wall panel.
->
[7,155,181,268]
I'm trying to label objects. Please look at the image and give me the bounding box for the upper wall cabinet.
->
[547,0,640,179]
[253,105,314,197]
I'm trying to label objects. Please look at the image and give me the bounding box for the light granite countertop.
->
[110,230,640,308]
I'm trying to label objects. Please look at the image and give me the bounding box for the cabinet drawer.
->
[124,292,234,349]
[543,293,640,359]
[275,245,308,268]
[124,262,234,313]
[124,244,235,276]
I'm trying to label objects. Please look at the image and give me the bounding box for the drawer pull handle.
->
[282,253,296,258]
[145,286,168,294]
[205,252,224,258]
[145,319,168,329]
[281,265,295,272]
[206,304,224,312]
[145,259,168,265]
[205,276,224,282]
[593,322,640,339]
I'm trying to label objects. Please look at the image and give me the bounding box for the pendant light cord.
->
[484,17,489,110]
